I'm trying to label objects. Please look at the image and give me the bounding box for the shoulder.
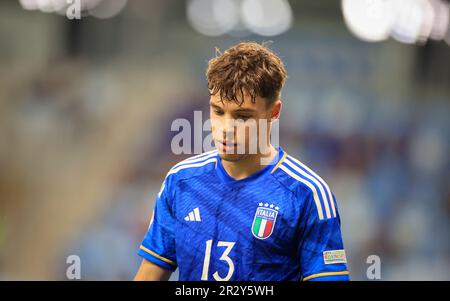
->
[272,152,337,221]
[160,150,219,193]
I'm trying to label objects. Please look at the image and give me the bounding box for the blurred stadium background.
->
[0,0,449,280]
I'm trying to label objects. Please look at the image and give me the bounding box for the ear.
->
[270,100,282,120]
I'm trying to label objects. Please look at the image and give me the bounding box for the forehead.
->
[209,93,267,111]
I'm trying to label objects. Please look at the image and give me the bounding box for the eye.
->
[213,109,224,115]
[236,115,251,121]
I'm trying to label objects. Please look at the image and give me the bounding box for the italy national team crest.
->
[251,203,279,240]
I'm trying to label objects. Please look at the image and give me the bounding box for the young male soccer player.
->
[134,42,349,281]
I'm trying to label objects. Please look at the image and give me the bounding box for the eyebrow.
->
[210,103,256,113]
[234,108,256,113]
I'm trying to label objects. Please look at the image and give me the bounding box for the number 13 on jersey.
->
[201,240,235,281]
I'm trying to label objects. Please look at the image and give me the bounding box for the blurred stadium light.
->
[342,0,395,42]
[241,0,293,36]
[187,0,293,37]
[342,0,450,45]
[429,0,450,40]
[186,0,241,37]
[18,0,128,19]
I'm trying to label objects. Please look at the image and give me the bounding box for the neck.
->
[221,145,278,180]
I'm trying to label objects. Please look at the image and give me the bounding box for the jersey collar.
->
[215,147,285,187]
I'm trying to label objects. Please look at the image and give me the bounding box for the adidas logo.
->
[184,207,201,222]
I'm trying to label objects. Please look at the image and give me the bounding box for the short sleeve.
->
[298,190,349,281]
[137,179,178,271]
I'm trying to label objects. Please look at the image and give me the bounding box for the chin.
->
[217,152,248,162]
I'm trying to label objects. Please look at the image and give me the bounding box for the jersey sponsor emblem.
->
[323,250,347,264]
[251,203,279,240]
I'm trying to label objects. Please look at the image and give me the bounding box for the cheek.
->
[234,123,251,143]
[210,118,221,136]
[238,119,265,143]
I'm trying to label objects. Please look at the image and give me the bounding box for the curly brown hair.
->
[206,42,288,106]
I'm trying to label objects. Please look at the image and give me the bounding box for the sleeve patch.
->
[323,250,347,264]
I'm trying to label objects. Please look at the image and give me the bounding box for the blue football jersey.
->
[138,147,349,281]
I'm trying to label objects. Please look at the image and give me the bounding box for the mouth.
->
[217,140,239,152]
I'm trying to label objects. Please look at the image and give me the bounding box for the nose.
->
[221,118,236,142]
